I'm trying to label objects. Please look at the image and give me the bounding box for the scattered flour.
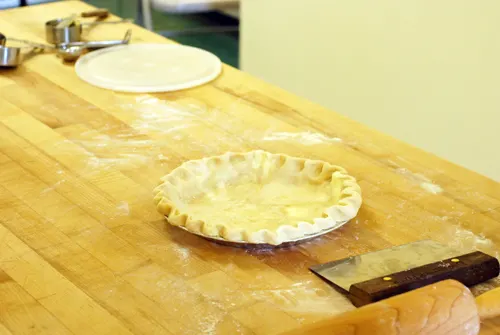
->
[395,167,443,194]
[420,182,443,194]
[262,131,343,145]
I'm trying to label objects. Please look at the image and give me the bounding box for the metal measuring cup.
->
[0,46,22,68]
[0,33,22,67]
[0,33,45,68]
[0,33,56,67]
[56,29,133,62]
[45,17,132,45]
[45,8,109,44]
[3,27,132,64]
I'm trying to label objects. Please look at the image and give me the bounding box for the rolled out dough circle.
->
[75,43,222,93]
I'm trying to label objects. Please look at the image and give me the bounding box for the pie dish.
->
[153,150,362,246]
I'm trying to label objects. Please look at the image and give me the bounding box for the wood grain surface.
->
[0,1,499,334]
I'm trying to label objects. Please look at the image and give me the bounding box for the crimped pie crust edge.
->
[153,150,362,245]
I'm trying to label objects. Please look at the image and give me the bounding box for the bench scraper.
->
[310,240,499,307]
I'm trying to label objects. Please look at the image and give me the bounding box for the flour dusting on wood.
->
[394,167,443,194]
[262,131,343,145]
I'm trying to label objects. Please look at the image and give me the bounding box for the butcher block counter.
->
[1,1,500,334]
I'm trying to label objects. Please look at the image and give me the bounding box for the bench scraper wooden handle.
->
[348,251,500,307]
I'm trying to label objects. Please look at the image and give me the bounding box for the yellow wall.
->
[240,0,500,181]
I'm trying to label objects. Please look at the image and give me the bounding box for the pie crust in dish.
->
[153,150,362,246]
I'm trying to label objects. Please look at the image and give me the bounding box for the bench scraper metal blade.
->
[309,240,499,307]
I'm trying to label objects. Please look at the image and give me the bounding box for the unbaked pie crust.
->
[153,150,362,245]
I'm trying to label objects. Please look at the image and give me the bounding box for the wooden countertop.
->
[0,1,499,334]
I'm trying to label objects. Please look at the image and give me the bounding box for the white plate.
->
[75,43,222,93]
